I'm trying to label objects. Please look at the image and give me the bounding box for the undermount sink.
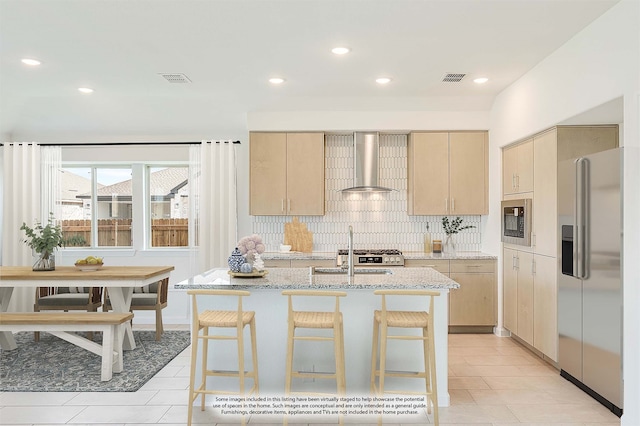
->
[310,267,393,275]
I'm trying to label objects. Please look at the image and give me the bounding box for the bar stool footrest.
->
[193,386,258,396]
[205,368,256,376]
[375,369,427,378]
[293,371,337,379]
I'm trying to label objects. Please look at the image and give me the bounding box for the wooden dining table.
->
[0,265,174,351]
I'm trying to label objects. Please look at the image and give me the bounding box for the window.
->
[58,163,190,249]
[59,166,134,247]
[148,166,189,247]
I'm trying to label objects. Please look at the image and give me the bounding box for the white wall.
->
[488,1,639,424]
[247,110,490,132]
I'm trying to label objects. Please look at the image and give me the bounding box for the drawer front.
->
[450,259,495,273]
[290,259,336,268]
[263,259,291,268]
[404,259,450,274]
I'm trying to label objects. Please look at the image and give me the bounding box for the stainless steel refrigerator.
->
[558,147,623,416]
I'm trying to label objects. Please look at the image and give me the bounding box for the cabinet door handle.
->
[516,174,520,190]
[451,198,455,212]
[467,265,482,268]
[512,173,516,190]
[445,198,448,212]
[532,258,536,275]
[532,232,536,247]
[288,199,291,212]
[281,199,285,213]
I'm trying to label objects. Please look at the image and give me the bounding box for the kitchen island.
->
[175,267,460,406]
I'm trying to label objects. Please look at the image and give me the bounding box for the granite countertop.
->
[403,251,497,260]
[174,267,460,291]
[261,251,335,260]
[261,251,497,261]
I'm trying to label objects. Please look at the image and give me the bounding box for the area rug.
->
[0,330,190,392]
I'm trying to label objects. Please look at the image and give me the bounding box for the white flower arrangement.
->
[237,234,266,258]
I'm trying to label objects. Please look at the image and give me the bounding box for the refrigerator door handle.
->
[574,157,590,279]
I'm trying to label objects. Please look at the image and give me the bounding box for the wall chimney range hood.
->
[341,132,394,193]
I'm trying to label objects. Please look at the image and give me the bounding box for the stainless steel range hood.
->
[341,132,394,193]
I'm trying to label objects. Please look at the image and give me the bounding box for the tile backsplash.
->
[251,134,482,252]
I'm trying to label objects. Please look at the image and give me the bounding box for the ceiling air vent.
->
[442,73,466,83]
[158,73,192,83]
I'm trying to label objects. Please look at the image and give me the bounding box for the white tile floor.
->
[0,329,622,425]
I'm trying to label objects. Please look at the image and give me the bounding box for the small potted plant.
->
[442,216,475,255]
[20,213,64,271]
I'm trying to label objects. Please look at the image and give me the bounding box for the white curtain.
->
[190,141,238,273]
[1,144,61,312]
[41,146,62,221]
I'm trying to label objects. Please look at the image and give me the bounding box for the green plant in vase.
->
[442,216,475,255]
[20,213,64,271]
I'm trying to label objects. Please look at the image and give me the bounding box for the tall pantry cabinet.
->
[502,125,618,362]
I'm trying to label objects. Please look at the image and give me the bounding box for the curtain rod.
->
[1,141,241,147]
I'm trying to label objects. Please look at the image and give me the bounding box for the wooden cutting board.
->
[283,217,313,253]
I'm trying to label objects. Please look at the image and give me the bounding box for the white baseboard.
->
[493,326,511,337]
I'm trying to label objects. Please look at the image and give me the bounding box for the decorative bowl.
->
[74,263,103,272]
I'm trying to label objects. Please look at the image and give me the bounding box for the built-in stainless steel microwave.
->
[501,198,532,246]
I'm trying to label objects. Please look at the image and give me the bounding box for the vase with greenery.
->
[20,213,64,271]
[442,216,475,255]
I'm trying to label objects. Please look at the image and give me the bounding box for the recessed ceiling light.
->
[78,87,94,94]
[474,77,489,84]
[269,77,285,84]
[21,58,41,66]
[376,77,391,84]
[331,47,350,55]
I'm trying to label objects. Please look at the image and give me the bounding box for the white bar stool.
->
[370,289,440,425]
[186,290,259,426]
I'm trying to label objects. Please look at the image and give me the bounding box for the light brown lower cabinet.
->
[503,247,558,361]
[262,259,293,268]
[503,248,518,333]
[503,248,534,346]
[532,254,558,361]
[263,259,335,268]
[403,259,450,274]
[290,259,335,268]
[449,260,496,328]
[516,251,534,346]
[404,258,497,331]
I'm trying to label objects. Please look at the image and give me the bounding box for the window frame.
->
[145,164,190,249]
[60,161,190,251]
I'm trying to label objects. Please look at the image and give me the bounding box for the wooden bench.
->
[0,312,134,381]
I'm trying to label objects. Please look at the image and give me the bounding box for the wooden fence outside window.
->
[61,219,188,247]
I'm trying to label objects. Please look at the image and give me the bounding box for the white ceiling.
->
[0,0,621,141]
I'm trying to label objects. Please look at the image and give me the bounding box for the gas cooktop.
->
[336,249,404,266]
[337,249,403,256]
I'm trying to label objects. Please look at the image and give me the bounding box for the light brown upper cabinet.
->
[408,131,488,215]
[532,129,557,257]
[502,139,533,195]
[250,132,325,216]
